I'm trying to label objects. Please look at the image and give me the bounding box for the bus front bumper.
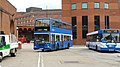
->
[34,43,52,50]
[98,47,120,51]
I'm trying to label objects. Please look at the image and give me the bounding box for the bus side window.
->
[64,36,69,41]
[68,36,71,41]
[96,36,100,42]
[2,36,6,45]
[56,35,60,41]
[0,36,6,47]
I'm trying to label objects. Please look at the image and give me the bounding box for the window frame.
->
[72,16,77,39]
[71,3,77,10]
[104,2,109,9]
[94,2,100,9]
[82,16,88,39]
[82,2,88,9]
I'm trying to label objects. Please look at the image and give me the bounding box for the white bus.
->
[0,34,18,62]
[86,29,120,51]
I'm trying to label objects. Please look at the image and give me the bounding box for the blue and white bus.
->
[33,18,72,51]
[86,29,120,51]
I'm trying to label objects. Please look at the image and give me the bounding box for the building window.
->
[27,20,29,23]
[82,16,88,38]
[82,2,88,9]
[105,16,109,29]
[94,16,100,31]
[72,3,77,10]
[82,30,88,39]
[72,16,77,39]
[94,2,100,9]
[72,17,77,26]
[104,3,109,9]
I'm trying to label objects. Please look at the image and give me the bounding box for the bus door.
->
[61,35,64,48]
[51,34,55,49]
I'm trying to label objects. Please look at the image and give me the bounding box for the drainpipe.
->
[105,16,107,29]
[0,8,2,33]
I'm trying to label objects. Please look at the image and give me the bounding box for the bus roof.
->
[87,31,98,36]
[35,18,72,26]
[35,18,60,21]
[62,22,72,26]
[87,29,120,36]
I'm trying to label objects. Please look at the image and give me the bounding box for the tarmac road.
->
[1,43,120,67]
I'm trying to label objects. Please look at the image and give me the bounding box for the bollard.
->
[18,41,22,49]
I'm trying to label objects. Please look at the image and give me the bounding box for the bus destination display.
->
[104,30,118,33]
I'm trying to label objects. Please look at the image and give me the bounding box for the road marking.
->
[41,54,44,67]
[70,47,87,49]
[38,52,44,67]
[38,52,40,67]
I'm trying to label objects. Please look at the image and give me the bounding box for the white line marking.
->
[38,52,40,67]
[38,52,44,67]
[70,47,87,49]
[41,54,44,67]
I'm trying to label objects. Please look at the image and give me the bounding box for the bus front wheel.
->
[10,49,17,57]
[96,45,98,51]
[67,44,70,49]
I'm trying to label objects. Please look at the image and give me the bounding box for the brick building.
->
[15,7,62,42]
[62,0,120,45]
[0,0,16,35]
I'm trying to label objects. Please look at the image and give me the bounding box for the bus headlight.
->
[47,46,50,48]
[46,44,50,48]
[34,46,37,48]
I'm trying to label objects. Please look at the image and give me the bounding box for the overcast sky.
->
[8,0,62,12]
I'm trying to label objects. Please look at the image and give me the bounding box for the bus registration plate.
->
[109,45,113,47]
[109,49,114,51]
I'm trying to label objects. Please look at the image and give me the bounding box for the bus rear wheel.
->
[88,44,91,49]
[10,53,16,57]
[42,49,44,52]
[67,44,70,49]
[96,45,98,51]
[10,49,17,57]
